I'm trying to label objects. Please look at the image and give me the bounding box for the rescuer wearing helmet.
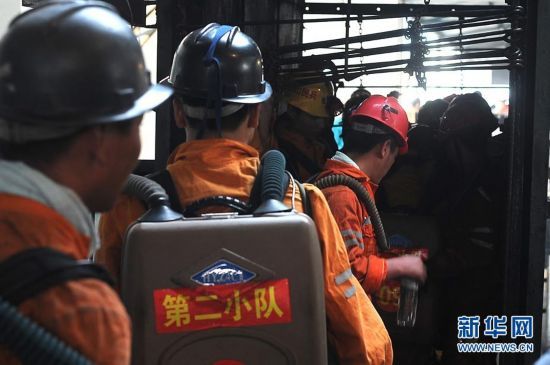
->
[342,87,372,129]
[417,99,450,130]
[274,81,343,182]
[317,95,428,296]
[431,93,504,365]
[331,87,371,150]
[0,1,172,364]
[98,23,392,364]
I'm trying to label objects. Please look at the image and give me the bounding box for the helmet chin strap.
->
[203,25,233,139]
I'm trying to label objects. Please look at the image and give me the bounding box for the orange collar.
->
[168,139,259,165]
[321,158,379,193]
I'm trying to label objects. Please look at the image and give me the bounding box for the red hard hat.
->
[349,95,409,154]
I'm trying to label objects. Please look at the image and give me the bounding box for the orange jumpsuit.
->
[318,157,388,295]
[99,139,393,364]
[0,194,131,365]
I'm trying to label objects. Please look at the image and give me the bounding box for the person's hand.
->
[386,255,428,283]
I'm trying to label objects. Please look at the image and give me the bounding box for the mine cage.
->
[133,1,548,364]
[15,0,550,363]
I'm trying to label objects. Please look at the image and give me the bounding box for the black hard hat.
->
[417,99,449,130]
[167,23,272,104]
[439,93,497,138]
[0,0,172,126]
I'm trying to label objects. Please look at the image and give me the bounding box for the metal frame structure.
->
[148,2,549,364]
[303,2,509,17]
[501,0,549,363]
[278,3,520,91]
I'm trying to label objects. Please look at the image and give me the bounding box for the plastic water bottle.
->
[397,277,419,327]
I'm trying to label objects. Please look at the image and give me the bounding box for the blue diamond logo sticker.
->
[191,259,256,286]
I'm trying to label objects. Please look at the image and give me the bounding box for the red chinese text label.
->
[153,279,292,333]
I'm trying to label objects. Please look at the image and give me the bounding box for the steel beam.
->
[304,2,510,17]
[502,0,546,363]
[524,0,550,362]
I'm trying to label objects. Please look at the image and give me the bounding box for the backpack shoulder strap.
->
[0,248,114,306]
[146,169,183,213]
[297,181,312,217]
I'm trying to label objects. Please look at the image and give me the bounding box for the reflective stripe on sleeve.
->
[344,285,356,299]
[344,237,364,250]
[340,229,362,241]
[335,268,353,286]
[470,238,494,250]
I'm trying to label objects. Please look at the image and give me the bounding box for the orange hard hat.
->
[349,95,409,154]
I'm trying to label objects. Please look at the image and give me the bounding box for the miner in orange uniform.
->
[318,96,427,295]
[0,2,171,364]
[98,24,392,364]
[273,81,343,182]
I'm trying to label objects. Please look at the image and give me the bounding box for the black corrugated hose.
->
[0,296,92,365]
[260,150,287,202]
[315,174,389,251]
[123,174,170,209]
[253,150,291,215]
[122,174,182,222]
